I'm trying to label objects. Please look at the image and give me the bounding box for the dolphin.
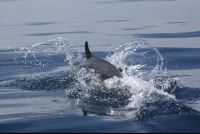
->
[85,41,123,80]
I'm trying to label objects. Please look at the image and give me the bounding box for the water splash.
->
[23,38,178,108]
[106,39,166,79]
[61,39,182,121]
[1,37,196,124]
[25,37,85,72]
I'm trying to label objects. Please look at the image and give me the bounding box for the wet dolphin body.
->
[85,41,122,80]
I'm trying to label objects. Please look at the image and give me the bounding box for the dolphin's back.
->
[87,56,122,80]
[85,41,122,80]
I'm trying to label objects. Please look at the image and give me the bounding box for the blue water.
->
[1,0,200,133]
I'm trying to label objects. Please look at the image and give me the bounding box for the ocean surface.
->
[1,0,200,133]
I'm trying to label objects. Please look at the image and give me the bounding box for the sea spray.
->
[24,37,86,75]
[6,37,189,122]
[106,39,166,79]
[24,37,177,107]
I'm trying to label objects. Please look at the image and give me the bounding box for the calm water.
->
[1,0,200,133]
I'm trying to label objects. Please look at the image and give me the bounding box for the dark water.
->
[1,0,200,133]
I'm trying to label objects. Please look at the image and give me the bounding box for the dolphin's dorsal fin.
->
[85,41,93,59]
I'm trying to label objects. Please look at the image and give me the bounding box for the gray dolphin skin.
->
[85,41,123,80]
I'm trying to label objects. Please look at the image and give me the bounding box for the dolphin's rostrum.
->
[85,41,122,80]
